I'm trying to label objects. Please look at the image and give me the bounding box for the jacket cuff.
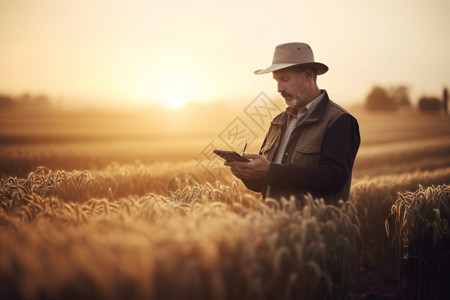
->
[242,177,267,193]
[268,162,286,187]
[268,162,311,190]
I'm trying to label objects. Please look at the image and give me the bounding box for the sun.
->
[163,88,191,110]
[131,58,215,109]
[153,69,198,110]
[165,99,186,110]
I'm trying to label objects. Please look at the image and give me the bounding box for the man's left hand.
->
[224,153,270,180]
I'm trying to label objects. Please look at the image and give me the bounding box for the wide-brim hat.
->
[254,42,328,75]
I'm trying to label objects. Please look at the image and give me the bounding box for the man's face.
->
[272,68,309,107]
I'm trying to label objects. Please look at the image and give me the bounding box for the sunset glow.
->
[0,0,449,108]
[136,69,200,110]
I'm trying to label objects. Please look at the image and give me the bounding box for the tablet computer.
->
[213,150,250,162]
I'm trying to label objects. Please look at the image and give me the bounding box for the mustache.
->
[281,92,293,98]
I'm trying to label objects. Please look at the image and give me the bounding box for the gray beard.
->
[285,98,305,108]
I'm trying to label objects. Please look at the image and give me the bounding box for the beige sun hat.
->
[254,42,328,75]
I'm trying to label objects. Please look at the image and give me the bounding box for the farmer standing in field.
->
[225,42,360,204]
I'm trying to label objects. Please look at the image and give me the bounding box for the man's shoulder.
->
[270,110,287,124]
[327,98,351,116]
[309,90,353,121]
[320,96,359,128]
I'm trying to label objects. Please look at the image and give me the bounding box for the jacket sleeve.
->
[267,114,360,194]
[241,178,267,193]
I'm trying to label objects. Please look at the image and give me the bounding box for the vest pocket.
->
[293,144,321,167]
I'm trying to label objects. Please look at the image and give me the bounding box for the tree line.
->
[0,93,52,109]
[365,85,448,113]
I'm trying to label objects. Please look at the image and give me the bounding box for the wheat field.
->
[1,107,449,299]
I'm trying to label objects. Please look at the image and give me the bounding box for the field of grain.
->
[388,184,450,300]
[0,106,449,299]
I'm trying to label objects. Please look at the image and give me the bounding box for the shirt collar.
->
[305,91,325,113]
[285,91,325,118]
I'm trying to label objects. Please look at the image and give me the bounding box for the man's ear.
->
[305,68,314,79]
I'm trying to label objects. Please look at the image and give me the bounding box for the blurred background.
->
[1,0,449,179]
[1,0,449,108]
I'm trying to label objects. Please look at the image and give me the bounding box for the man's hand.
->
[224,153,270,180]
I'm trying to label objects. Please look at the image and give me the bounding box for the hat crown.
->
[254,42,328,75]
[272,42,315,64]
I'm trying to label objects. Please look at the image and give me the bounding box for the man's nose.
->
[277,81,284,93]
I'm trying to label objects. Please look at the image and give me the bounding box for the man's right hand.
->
[225,153,270,180]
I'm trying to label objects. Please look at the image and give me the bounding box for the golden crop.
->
[387,184,450,300]
[1,166,360,300]
[1,110,449,299]
[1,161,449,300]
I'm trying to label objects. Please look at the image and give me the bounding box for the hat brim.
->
[254,62,328,75]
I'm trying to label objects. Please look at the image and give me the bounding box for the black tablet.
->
[213,150,250,162]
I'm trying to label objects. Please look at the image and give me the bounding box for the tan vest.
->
[259,93,351,204]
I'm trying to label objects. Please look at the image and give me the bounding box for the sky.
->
[1,0,449,109]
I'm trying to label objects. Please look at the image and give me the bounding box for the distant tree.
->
[34,94,51,107]
[444,87,448,115]
[0,94,13,108]
[418,97,441,112]
[0,92,52,109]
[18,93,31,106]
[391,86,411,108]
[365,86,397,111]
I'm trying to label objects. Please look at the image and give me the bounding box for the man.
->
[225,42,360,205]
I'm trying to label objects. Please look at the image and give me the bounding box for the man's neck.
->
[295,87,321,110]
[306,86,321,103]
